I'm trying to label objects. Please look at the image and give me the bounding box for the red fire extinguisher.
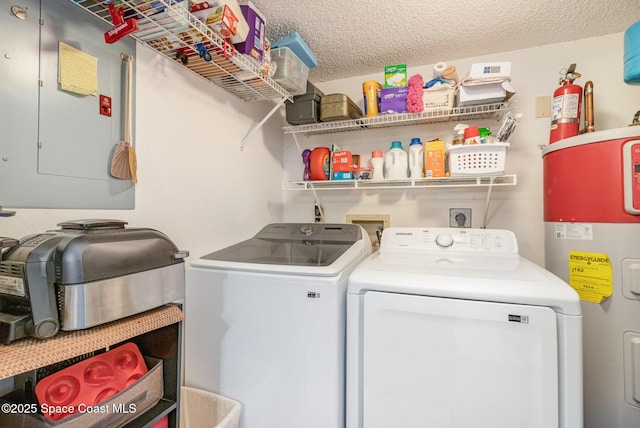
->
[550,64,582,143]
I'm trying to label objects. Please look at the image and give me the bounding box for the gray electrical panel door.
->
[0,0,136,209]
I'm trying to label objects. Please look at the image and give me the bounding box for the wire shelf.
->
[282,174,517,191]
[283,102,511,136]
[68,0,292,102]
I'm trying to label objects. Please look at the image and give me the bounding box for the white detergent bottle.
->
[384,141,408,179]
[408,137,424,178]
[371,151,384,180]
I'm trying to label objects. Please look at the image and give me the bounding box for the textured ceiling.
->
[249,0,640,83]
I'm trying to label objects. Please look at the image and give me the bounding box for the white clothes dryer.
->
[185,223,371,428]
[346,227,582,428]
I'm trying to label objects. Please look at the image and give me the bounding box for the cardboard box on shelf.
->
[468,62,512,79]
[234,1,266,63]
[457,80,515,107]
[384,64,407,88]
[332,151,355,172]
[189,0,249,43]
[333,171,353,180]
[380,87,408,114]
[424,139,447,178]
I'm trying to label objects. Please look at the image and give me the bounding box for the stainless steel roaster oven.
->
[0,219,188,344]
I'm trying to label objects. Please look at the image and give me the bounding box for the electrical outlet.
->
[449,208,471,228]
[314,203,324,223]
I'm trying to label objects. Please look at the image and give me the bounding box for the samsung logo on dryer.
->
[508,314,529,323]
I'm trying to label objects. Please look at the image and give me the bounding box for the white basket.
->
[448,142,509,176]
[422,86,455,110]
[180,386,241,428]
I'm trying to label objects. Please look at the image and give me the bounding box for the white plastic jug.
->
[384,141,408,179]
[371,151,384,180]
[408,138,424,178]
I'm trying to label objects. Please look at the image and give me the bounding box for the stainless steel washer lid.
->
[190,223,371,276]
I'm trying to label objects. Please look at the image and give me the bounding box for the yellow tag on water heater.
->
[568,251,613,303]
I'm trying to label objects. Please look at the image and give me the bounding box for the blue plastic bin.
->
[271,31,318,69]
[624,20,640,84]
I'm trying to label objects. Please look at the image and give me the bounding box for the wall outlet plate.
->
[535,96,551,118]
[450,208,471,228]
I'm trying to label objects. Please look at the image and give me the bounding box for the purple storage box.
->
[380,87,408,114]
[234,1,266,63]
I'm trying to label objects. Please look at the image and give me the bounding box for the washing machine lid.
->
[190,223,371,276]
[348,227,581,315]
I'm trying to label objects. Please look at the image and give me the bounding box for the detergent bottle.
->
[408,137,424,178]
[384,141,408,180]
[371,151,384,180]
[309,147,330,180]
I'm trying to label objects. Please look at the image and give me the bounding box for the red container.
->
[310,147,330,180]
[542,127,640,223]
[35,342,148,421]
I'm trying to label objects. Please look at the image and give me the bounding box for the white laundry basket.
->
[448,142,510,176]
[180,386,241,428]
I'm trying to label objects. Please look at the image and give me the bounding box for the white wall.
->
[0,45,285,260]
[2,32,638,267]
[282,32,640,266]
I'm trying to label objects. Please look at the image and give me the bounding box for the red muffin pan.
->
[35,342,148,421]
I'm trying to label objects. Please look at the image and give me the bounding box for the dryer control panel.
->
[380,227,519,255]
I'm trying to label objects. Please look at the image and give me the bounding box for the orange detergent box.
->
[332,150,355,172]
[424,139,447,178]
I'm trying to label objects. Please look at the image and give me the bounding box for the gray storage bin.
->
[286,82,325,125]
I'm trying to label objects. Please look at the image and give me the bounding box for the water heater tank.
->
[542,127,640,428]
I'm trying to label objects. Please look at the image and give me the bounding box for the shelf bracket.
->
[240,97,288,151]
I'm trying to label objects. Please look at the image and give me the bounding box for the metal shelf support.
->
[241,97,288,150]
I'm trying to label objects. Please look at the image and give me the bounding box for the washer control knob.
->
[435,233,454,248]
[300,225,314,236]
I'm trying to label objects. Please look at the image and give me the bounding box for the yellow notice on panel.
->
[568,251,613,303]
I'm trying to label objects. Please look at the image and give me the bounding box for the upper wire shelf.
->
[68,0,292,102]
[283,102,511,136]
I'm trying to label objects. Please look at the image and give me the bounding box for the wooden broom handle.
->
[121,53,133,144]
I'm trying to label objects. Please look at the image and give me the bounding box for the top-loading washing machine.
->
[185,223,372,428]
[346,227,582,428]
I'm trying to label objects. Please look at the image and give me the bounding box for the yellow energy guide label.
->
[568,251,613,303]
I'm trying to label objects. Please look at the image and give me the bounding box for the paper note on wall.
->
[568,251,613,303]
[58,42,99,96]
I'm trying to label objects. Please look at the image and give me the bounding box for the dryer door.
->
[362,291,559,428]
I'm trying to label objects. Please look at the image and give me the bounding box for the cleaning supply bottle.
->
[309,147,330,180]
[464,126,481,145]
[371,151,384,180]
[384,141,408,180]
[302,149,311,181]
[363,80,382,117]
[479,127,492,144]
[408,138,424,178]
[452,124,468,145]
